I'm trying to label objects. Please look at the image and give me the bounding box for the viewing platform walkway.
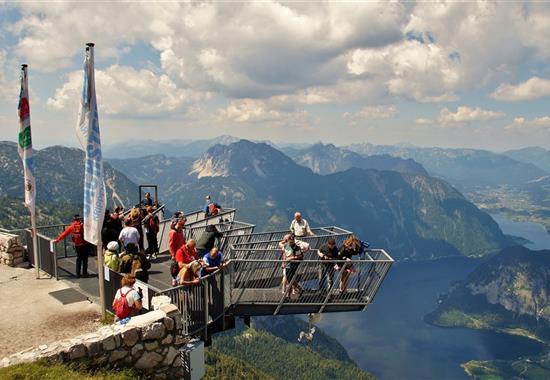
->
[6,208,393,340]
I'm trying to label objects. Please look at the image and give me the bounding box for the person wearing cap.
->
[55,214,92,278]
[104,241,120,272]
[203,195,222,217]
[289,212,314,237]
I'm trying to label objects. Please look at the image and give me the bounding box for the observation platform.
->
[11,207,394,339]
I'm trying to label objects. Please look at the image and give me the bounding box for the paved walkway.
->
[56,253,175,298]
[0,265,101,358]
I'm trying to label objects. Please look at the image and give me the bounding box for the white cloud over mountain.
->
[1,1,549,148]
[492,77,550,101]
[439,106,505,125]
[47,65,209,116]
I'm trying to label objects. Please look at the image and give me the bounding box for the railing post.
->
[203,281,209,342]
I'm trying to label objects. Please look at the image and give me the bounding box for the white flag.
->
[18,64,36,216]
[76,44,106,245]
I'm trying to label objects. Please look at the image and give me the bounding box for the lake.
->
[491,213,550,251]
[318,216,550,380]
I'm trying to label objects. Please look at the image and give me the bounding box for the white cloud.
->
[491,76,550,101]
[218,98,307,125]
[415,118,434,125]
[47,65,209,116]
[439,106,505,125]
[347,40,461,102]
[506,116,550,131]
[356,105,398,119]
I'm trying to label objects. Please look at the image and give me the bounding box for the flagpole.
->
[19,64,39,279]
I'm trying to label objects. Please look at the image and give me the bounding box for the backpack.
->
[208,202,219,216]
[120,253,133,273]
[131,254,142,276]
[72,222,85,246]
[148,215,159,233]
[104,251,120,272]
[113,288,132,319]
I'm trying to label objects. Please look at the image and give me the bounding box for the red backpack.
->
[208,203,219,216]
[72,221,85,246]
[113,288,132,319]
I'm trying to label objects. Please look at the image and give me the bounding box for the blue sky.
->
[0,2,549,151]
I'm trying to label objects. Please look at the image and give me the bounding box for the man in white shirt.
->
[289,212,314,237]
[118,218,140,250]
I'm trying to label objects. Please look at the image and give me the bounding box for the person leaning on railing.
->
[336,235,362,294]
[54,214,92,278]
[317,237,339,292]
[177,260,203,286]
[200,247,224,277]
[289,212,315,238]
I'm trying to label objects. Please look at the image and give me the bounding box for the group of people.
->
[280,212,366,296]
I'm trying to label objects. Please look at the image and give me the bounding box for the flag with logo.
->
[18,65,36,216]
[76,44,106,245]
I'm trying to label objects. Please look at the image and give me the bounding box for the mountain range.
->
[0,141,136,228]
[285,143,428,176]
[345,143,548,187]
[110,139,510,260]
[504,147,550,174]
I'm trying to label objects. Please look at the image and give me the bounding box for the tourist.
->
[142,192,153,207]
[289,212,314,237]
[201,247,224,277]
[176,239,198,268]
[196,225,223,257]
[102,208,123,250]
[317,237,339,292]
[279,233,309,295]
[119,243,150,283]
[128,206,144,251]
[203,195,221,217]
[143,206,160,259]
[337,235,362,293]
[177,260,203,286]
[112,273,142,321]
[118,218,140,250]
[104,241,120,272]
[54,214,92,278]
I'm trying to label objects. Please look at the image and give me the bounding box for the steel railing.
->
[224,227,353,258]
[157,268,226,337]
[227,254,393,314]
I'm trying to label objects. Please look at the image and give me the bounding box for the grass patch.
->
[0,359,137,380]
[99,312,115,325]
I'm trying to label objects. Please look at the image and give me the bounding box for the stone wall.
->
[0,232,24,267]
[0,304,191,379]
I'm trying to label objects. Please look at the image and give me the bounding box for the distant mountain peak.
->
[189,139,307,179]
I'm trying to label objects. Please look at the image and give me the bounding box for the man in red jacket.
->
[55,214,92,278]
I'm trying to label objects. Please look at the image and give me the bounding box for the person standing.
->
[196,225,223,257]
[142,192,153,207]
[290,212,314,237]
[55,214,91,278]
[118,218,140,250]
[143,206,160,259]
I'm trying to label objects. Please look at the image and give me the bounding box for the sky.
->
[0,1,549,151]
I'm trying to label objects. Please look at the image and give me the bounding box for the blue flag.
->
[76,44,106,245]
